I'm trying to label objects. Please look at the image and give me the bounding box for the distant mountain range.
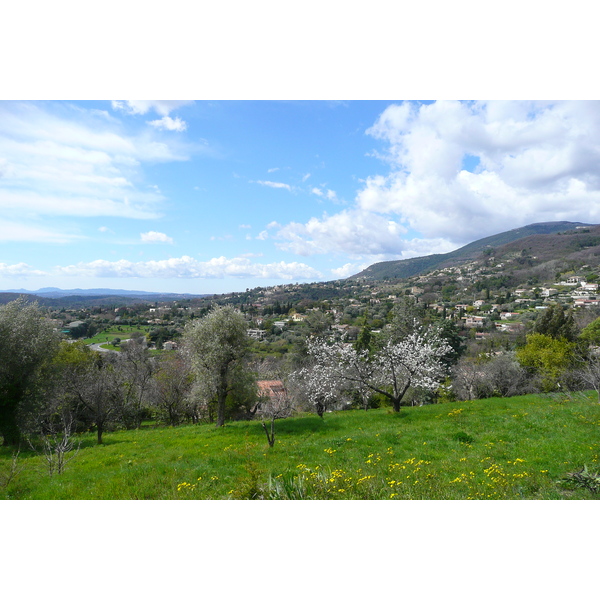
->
[0,287,205,299]
[349,221,598,280]
[0,287,210,308]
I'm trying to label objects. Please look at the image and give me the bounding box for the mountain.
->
[349,221,597,281]
[0,287,206,299]
[0,288,212,308]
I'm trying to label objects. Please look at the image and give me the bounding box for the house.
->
[500,312,520,320]
[163,341,178,350]
[574,298,600,308]
[541,288,558,297]
[257,380,286,401]
[463,315,487,328]
[247,329,266,340]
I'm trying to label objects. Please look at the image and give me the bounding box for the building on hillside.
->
[463,315,488,328]
[257,380,286,401]
[163,341,178,350]
[248,329,266,340]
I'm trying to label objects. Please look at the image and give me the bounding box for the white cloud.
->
[147,116,187,132]
[55,255,321,280]
[255,180,292,191]
[359,100,600,244]
[302,173,311,182]
[267,167,279,173]
[275,101,600,262]
[0,262,47,277]
[0,103,189,225]
[274,209,410,258]
[0,219,80,243]
[111,100,193,116]
[256,230,269,240]
[330,262,369,279]
[140,231,174,244]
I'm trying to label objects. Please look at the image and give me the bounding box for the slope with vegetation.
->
[1,392,599,500]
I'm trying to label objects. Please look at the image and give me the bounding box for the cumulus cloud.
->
[140,231,174,244]
[55,255,322,280]
[330,262,369,279]
[359,100,600,244]
[147,116,187,132]
[275,101,600,263]
[0,262,47,277]
[255,180,292,191]
[274,209,411,258]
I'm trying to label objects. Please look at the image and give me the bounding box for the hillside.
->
[2,393,598,500]
[350,221,595,281]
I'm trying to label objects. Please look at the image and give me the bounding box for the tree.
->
[0,298,61,446]
[151,353,194,426]
[182,305,250,427]
[296,327,451,414]
[516,333,576,392]
[534,304,577,341]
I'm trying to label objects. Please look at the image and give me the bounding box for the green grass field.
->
[2,392,599,500]
[86,325,150,346]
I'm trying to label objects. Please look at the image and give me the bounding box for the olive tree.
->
[182,305,250,427]
[0,298,61,446]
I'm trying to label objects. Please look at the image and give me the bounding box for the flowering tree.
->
[296,328,451,414]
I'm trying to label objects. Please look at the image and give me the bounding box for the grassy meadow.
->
[86,325,151,346]
[1,392,599,500]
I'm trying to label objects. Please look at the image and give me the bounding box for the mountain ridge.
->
[349,221,596,281]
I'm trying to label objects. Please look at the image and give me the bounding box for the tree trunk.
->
[0,401,21,446]
[97,424,104,444]
[216,390,226,427]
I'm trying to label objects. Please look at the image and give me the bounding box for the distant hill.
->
[349,221,596,281]
[0,287,206,299]
[0,288,212,308]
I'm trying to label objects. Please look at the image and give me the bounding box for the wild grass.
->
[1,391,599,500]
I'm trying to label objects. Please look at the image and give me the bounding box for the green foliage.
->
[0,299,61,445]
[516,333,576,392]
[559,465,600,495]
[579,317,600,346]
[183,305,251,427]
[534,304,577,341]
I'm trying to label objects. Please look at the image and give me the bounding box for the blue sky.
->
[2,99,600,294]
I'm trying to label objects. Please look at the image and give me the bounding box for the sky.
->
[0,100,600,294]
[2,99,600,294]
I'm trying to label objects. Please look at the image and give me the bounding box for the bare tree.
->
[256,380,294,447]
[576,353,600,404]
[118,338,156,428]
[151,352,194,425]
[35,412,80,476]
